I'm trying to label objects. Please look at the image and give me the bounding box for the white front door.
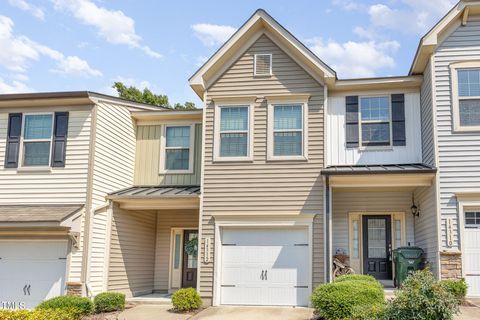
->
[464,215,480,296]
[220,227,310,306]
[0,240,68,309]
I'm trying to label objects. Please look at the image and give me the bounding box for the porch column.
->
[325,175,332,282]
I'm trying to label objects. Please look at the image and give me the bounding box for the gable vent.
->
[254,53,272,76]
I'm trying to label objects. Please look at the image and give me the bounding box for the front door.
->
[182,230,198,288]
[362,215,392,280]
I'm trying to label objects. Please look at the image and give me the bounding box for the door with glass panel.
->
[362,215,392,279]
[182,230,198,288]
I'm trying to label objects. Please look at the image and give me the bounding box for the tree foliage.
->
[112,82,196,110]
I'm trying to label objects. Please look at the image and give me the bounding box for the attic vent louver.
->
[254,53,272,76]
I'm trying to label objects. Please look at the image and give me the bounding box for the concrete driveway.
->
[118,305,191,320]
[189,306,314,320]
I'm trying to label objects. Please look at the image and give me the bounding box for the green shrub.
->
[335,274,377,283]
[351,303,386,320]
[171,288,203,312]
[94,292,125,313]
[0,308,80,320]
[440,279,468,303]
[36,295,94,316]
[311,278,385,320]
[385,269,459,320]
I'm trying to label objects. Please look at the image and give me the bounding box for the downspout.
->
[325,175,331,282]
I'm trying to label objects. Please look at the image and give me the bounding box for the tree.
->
[112,82,196,110]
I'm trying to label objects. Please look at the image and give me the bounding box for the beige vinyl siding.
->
[90,102,137,208]
[420,62,436,166]
[0,109,92,204]
[201,34,325,301]
[108,205,157,297]
[68,210,86,282]
[88,206,109,294]
[134,124,202,186]
[153,209,199,291]
[433,16,480,250]
[332,190,415,258]
[414,183,439,276]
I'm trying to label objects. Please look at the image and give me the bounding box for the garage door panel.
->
[465,229,480,296]
[220,228,310,306]
[0,240,68,309]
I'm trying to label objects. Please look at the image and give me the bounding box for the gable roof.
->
[410,0,480,75]
[189,9,337,98]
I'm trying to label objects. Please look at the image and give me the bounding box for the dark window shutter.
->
[51,112,69,167]
[5,113,22,168]
[345,96,359,148]
[391,94,406,146]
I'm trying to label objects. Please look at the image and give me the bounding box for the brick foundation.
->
[66,282,83,296]
[440,251,462,279]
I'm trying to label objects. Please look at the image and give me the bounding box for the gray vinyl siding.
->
[414,183,439,277]
[433,16,480,250]
[420,61,436,166]
[134,124,202,186]
[201,34,325,302]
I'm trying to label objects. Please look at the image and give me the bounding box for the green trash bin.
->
[393,246,424,288]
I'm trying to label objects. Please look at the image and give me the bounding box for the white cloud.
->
[192,23,237,47]
[0,15,101,77]
[0,77,33,93]
[307,37,399,78]
[8,0,45,20]
[52,0,162,58]
[195,56,208,67]
[332,0,365,11]
[368,0,457,35]
[52,56,102,77]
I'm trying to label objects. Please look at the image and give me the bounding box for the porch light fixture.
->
[411,194,420,217]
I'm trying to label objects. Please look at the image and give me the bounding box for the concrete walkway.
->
[456,306,480,320]
[189,306,314,320]
[118,305,191,320]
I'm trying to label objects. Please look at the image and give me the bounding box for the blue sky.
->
[0,0,457,106]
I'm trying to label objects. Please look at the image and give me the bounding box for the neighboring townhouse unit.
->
[410,0,480,297]
[90,109,203,298]
[0,92,159,308]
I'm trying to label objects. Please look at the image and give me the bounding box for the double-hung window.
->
[359,96,391,147]
[267,101,307,160]
[21,113,53,166]
[451,62,480,131]
[215,105,252,160]
[162,125,194,173]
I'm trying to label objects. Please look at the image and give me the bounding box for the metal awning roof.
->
[322,163,437,176]
[0,205,84,223]
[107,185,201,199]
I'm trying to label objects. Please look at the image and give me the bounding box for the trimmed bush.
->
[94,292,126,313]
[335,274,377,283]
[440,279,468,303]
[171,288,203,312]
[311,278,385,320]
[385,269,459,320]
[0,308,80,320]
[36,296,94,316]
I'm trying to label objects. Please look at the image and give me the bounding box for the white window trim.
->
[18,112,54,169]
[358,95,393,149]
[160,124,195,174]
[253,53,272,76]
[213,103,254,162]
[450,61,480,132]
[267,99,308,161]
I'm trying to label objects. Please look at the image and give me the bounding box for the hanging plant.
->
[185,237,198,256]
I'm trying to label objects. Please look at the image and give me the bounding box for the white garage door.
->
[220,227,310,306]
[464,212,480,297]
[0,240,68,309]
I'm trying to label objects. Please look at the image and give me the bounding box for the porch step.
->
[127,293,173,306]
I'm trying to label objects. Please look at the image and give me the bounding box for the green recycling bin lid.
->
[396,246,424,259]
